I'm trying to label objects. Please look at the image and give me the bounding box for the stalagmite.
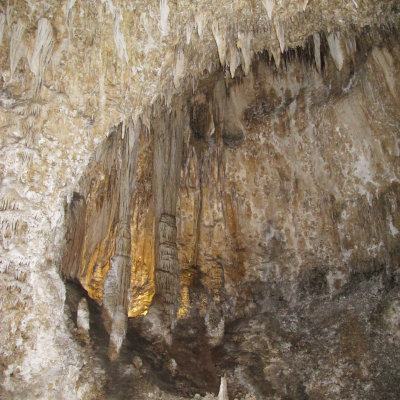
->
[327,32,344,71]
[205,301,225,346]
[218,375,229,400]
[313,33,321,73]
[76,297,90,342]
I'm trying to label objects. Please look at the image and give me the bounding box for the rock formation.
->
[218,376,228,400]
[0,0,400,399]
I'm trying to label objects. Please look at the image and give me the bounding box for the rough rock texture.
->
[1,0,400,399]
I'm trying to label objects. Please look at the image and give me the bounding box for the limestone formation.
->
[218,376,228,400]
[0,0,400,399]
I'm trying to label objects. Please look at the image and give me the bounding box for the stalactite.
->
[30,18,54,94]
[262,0,275,20]
[159,0,170,37]
[313,33,321,74]
[195,13,206,39]
[108,305,127,361]
[327,32,344,71]
[9,19,26,79]
[103,120,139,359]
[238,31,252,75]
[0,13,5,45]
[174,50,185,89]
[212,21,227,67]
[104,0,129,63]
[228,43,241,78]
[274,20,285,54]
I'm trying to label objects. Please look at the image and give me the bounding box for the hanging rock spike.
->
[302,0,310,11]
[212,21,227,67]
[9,19,26,79]
[195,13,206,39]
[159,0,170,37]
[229,43,240,78]
[275,20,285,53]
[345,35,357,57]
[29,18,54,91]
[238,32,252,75]
[173,50,185,89]
[313,32,321,73]
[327,32,344,71]
[271,45,281,68]
[0,13,5,45]
[262,0,275,20]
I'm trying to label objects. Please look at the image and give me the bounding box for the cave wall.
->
[0,0,400,399]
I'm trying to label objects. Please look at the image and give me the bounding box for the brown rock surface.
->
[0,0,399,399]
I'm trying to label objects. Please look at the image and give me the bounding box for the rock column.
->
[153,104,185,325]
[103,120,138,360]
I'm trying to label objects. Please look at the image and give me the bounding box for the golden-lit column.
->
[103,119,138,361]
